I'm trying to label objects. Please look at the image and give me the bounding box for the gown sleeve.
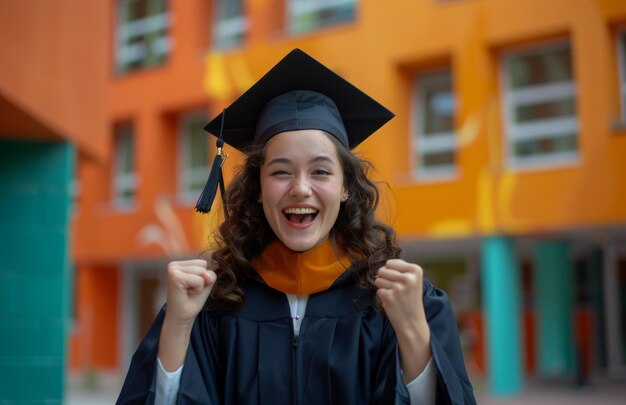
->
[422,280,477,404]
[116,308,165,404]
[116,307,222,405]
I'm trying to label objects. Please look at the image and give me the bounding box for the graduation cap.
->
[195,48,394,214]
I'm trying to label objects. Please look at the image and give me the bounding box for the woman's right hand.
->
[164,259,217,325]
[158,259,216,371]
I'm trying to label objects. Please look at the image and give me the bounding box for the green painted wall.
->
[0,140,74,403]
[534,240,574,376]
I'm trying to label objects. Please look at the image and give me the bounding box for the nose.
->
[289,175,312,198]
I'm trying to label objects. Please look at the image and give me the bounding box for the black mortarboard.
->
[195,48,394,214]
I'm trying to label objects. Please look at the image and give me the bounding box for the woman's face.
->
[259,130,348,252]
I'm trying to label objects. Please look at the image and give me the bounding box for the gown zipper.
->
[292,333,299,404]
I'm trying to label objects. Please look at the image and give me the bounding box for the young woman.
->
[117,49,476,405]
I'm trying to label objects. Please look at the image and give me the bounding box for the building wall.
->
[69,265,120,371]
[0,141,74,403]
[0,1,109,400]
[73,0,211,265]
[195,0,626,239]
[0,0,110,159]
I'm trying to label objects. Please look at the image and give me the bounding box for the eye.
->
[270,169,291,176]
[312,168,332,176]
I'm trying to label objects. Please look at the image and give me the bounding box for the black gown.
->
[116,265,476,404]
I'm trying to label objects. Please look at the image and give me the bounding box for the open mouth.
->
[283,207,318,224]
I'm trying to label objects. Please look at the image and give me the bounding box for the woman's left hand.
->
[374,259,431,382]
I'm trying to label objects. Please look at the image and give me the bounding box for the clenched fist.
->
[374,259,431,382]
[165,259,217,325]
[374,259,426,330]
[159,259,217,371]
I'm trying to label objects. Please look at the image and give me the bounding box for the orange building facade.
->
[70,0,626,395]
[0,1,109,401]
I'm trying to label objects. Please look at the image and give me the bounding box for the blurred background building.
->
[0,1,109,402]
[1,0,626,403]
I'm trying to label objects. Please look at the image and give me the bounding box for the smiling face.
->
[259,130,348,252]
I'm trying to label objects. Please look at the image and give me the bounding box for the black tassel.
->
[195,111,228,214]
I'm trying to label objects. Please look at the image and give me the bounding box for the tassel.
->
[195,111,229,214]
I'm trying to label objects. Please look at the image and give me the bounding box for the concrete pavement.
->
[65,372,626,404]
[475,376,626,405]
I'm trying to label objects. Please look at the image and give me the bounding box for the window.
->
[178,112,211,202]
[502,42,578,168]
[213,0,248,49]
[113,124,137,207]
[287,0,357,35]
[617,29,626,122]
[115,0,171,74]
[412,69,457,179]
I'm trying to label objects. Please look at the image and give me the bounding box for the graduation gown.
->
[116,266,476,404]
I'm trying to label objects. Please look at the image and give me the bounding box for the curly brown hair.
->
[204,133,400,311]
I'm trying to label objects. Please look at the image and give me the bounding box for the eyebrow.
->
[266,155,336,166]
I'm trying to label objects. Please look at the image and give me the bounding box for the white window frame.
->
[501,41,579,169]
[286,0,357,35]
[112,124,137,209]
[412,68,458,181]
[115,0,172,73]
[213,0,248,49]
[177,111,211,203]
[617,28,626,122]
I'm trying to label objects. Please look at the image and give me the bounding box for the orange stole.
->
[252,240,351,295]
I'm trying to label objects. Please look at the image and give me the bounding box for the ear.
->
[341,187,349,202]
